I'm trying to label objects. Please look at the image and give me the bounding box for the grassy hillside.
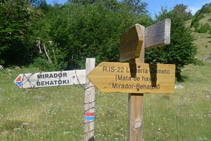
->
[199,13,211,26]
[0,20,211,141]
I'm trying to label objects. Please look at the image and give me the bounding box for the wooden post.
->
[84,58,96,141]
[128,25,145,141]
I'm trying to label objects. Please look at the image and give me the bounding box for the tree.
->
[122,0,148,16]
[68,0,96,4]
[145,7,197,81]
[171,4,192,21]
[31,1,152,70]
[30,0,46,8]
[190,3,211,32]
[197,3,211,14]
[0,0,37,66]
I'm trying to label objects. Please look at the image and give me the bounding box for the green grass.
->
[199,13,211,26]
[0,27,211,141]
[0,67,86,140]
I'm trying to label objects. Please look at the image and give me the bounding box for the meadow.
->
[0,32,211,140]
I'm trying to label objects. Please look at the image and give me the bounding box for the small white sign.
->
[14,70,86,88]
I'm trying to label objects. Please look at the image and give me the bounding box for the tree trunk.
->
[43,43,52,64]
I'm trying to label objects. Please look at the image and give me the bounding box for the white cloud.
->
[189,7,200,15]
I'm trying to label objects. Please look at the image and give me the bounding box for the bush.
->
[0,60,5,66]
[191,13,205,32]
[199,23,210,33]
[193,59,204,66]
[32,2,152,70]
[209,29,211,34]
[32,57,57,71]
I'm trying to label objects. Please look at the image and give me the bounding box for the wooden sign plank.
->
[145,19,171,49]
[88,62,175,94]
[14,70,86,88]
[120,24,143,61]
[120,19,171,61]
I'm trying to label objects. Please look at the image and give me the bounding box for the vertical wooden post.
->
[128,25,145,141]
[84,58,96,141]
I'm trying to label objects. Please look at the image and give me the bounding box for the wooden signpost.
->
[88,18,173,141]
[13,18,173,141]
[88,62,175,94]
[120,19,170,61]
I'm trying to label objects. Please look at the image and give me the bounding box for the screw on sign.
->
[88,18,174,141]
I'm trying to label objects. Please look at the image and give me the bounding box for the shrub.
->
[209,29,211,34]
[199,23,210,33]
[32,57,56,71]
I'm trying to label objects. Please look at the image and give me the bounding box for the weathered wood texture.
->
[14,70,86,88]
[120,19,171,141]
[120,24,143,61]
[128,93,144,141]
[88,62,175,94]
[120,19,171,61]
[128,25,145,141]
[84,58,96,141]
[127,20,171,141]
[145,19,171,49]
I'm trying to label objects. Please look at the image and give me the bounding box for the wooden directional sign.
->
[120,19,171,61]
[145,19,171,49]
[88,62,175,94]
[120,24,143,61]
[14,70,86,88]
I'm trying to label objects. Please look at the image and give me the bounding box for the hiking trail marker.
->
[88,62,175,94]
[14,70,86,88]
[88,18,174,141]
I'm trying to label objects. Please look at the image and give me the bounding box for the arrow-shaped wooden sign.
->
[120,24,143,61]
[120,19,171,61]
[88,62,175,94]
[14,70,86,88]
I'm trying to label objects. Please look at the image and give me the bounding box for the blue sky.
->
[46,0,210,18]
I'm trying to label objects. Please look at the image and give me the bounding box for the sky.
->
[46,0,210,18]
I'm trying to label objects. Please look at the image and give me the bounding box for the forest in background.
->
[0,0,211,80]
